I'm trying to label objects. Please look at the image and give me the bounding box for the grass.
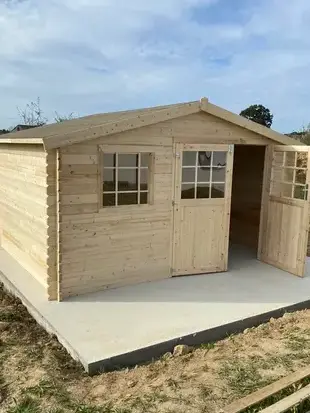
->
[2,284,310,412]
[218,357,272,396]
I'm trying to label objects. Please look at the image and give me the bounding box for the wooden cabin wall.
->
[58,131,173,298]
[230,146,266,249]
[57,112,274,298]
[0,144,52,294]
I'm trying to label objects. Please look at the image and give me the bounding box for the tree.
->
[240,104,273,128]
[54,111,76,123]
[0,129,9,135]
[17,97,47,127]
[288,124,310,144]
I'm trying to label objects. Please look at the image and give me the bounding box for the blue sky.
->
[0,0,310,132]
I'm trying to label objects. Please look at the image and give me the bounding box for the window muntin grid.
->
[102,153,150,207]
[270,151,308,200]
[181,151,227,199]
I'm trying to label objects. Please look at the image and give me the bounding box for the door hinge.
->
[172,200,175,206]
[228,144,234,154]
[175,152,180,158]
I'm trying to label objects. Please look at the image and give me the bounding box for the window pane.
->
[197,166,211,183]
[182,167,195,183]
[296,153,307,168]
[295,169,306,184]
[273,151,284,167]
[140,153,149,167]
[182,151,196,166]
[103,193,115,207]
[272,167,283,182]
[103,153,115,167]
[198,151,212,167]
[103,168,115,191]
[281,183,293,197]
[197,184,210,198]
[140,169,148,190]
[118,169,138,191]
[212,167,225,183]
[270,180,281,197]
[211,184,225,198]
[140,192,148,204]
[284,151,296,167]
[283,168,294,183]
[294,185,306,200]
[118,192,138,205]
[118,154,138,167]
[212,152,227,167]
[181,183,195,199]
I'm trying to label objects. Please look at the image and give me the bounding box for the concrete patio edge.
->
[0,269,89,370]
[2,262,310,375]
[87,299,310,375]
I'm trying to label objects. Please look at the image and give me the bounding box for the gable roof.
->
[0,98,300,149]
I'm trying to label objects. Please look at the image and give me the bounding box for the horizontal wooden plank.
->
[61,145,99,155]
[260,383,310,413]
[60,263,170,290]
[269,195,304,208]
[61,203,99,215]
[273,145,309,152]
[183,143,230,151]
[59,164,98,176]
[61,154,98,165]
[60,183,98,195]
[221,366,310,413]
[61,230,170,251]
[60,194,98,205]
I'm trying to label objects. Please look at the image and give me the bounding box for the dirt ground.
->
[1,284,310,413]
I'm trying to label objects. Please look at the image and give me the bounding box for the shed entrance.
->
[173,144,310,278]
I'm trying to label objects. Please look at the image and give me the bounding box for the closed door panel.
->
[172,144,234,275]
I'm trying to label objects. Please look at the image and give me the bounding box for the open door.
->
[172,144,234,275]
[258,145,310,276]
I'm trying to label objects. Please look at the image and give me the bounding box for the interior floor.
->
[228,145,266,267]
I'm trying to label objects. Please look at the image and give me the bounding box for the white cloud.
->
[0,0,310,132]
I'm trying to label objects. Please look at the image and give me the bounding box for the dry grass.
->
[1,284,310,413]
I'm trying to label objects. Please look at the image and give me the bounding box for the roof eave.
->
[0,138,44,145]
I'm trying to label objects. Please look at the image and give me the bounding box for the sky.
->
[0,0,310,133]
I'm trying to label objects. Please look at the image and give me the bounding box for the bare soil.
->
[1,283,310,413]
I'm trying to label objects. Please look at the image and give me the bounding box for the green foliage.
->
[240,104,273,128]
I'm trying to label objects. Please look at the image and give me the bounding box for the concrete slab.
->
[1,245,310,375]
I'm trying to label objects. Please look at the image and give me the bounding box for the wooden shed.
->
[0,98,308,301]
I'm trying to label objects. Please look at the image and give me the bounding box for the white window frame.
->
[181,150,227,199]
[99,147,153,208]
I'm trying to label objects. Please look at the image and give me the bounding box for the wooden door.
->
[258,145,310,276]
[172,144,234,275]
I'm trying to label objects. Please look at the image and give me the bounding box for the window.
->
[181,151,227,199]
[270,151,308,200]
[102,153,150,207]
